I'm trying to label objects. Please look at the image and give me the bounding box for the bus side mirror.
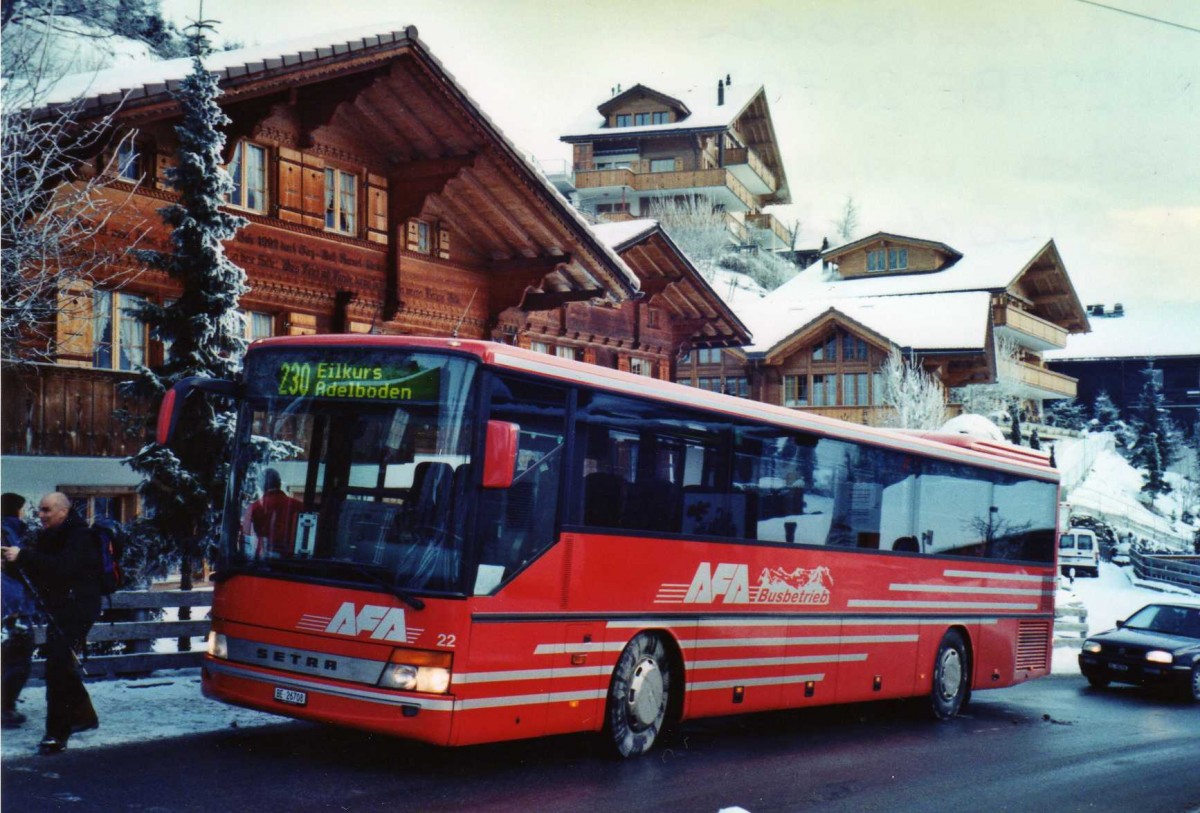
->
[482,420,519,489]
[156,376,240,445]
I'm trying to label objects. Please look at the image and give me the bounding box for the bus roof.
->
[248,334,1059,482]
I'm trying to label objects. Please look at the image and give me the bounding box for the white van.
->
[1059,528,1100,577]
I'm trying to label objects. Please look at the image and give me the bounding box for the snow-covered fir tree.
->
[1008,403,1021,446]
[1043,398,1087,431]
[878,349,948,430]
[1128,365,1182,498]
[1088,389,1133,453]
[122,34,248,588]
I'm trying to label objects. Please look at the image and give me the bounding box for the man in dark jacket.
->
[1,492,101,754]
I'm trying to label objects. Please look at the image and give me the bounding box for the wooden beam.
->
[458,170,540,256]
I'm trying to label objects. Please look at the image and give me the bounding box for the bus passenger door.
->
[546,622,605,735]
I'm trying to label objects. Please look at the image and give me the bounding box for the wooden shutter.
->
[583,347,597,365]
[277,147,305,224]
[437,227,451,260]
[56,281,94,367]
[348,321,373,334]
[617,356,631,374]
[287,313,317,336]
[154,152,176,191]
[658,360,671,381]
[301,155,325,230]
[366,174,388,244]
[406,220,421,252]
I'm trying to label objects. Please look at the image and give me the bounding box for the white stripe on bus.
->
[455,690,608,711]
[888,583,1049,596]
[943,569,1055,583]
[453,666,610,685]
[689,654,866,670]
[682,634,918,649]
[690,673,826,691]
[848,600,1038,610]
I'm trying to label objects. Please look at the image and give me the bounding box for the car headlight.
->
[1082,640,1102,654]
[377,647,452,694]
[1145,650,1174,665]
[207,631,228,660]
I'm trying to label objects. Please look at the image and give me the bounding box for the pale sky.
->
[161,0,1200,307]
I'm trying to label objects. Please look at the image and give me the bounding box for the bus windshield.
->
[223,347,479,595]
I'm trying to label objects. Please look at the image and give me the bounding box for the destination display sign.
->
[273,359,441,401]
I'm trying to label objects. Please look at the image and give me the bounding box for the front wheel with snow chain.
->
[605,632,673,758]
[930,629,970,720]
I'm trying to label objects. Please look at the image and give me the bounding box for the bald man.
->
[1,492,101,754]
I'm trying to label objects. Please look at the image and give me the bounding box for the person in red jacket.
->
[1,492,100,754]
[249,469,302,558]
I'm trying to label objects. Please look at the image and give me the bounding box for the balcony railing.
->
[2,363,153,458]
[744,212,795,249]
[721,147,778,195]
[1014,360,1077,399]
[994,303,1068,350]
[575,167,758,212]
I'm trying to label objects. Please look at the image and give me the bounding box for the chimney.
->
[1112,302,1124,317]
[726,73,732,86]
[717,78,724,106]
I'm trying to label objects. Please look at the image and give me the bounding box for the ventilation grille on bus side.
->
[1016,621,1051,671]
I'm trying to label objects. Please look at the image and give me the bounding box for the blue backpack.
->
[91,517,127,595]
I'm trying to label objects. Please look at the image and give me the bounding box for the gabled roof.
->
[743,290,994,358]
[1044,301,1200,361]
[37,25,641,304]
[822,232,963,266]
[596,84,690,119]
[561,80,762,141]
[592,219,752,348]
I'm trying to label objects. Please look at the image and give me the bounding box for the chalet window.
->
[93,290,147,371]
[698,377,721,391]
[698,348,722,364]
[888,248,908,270]
[783,375,807,407]
[812,333,837,362]
[634,113,651,126]
[843,373,869,406]
[630,357,654,377]
[227,141,267,212]
[726,377,749,398]
[324,168,358,235]
[650,158,676,172]
[678,349,692,363]
[406,219,431,253]
[530,341,551,355]
[615,114,631,127]
[811,374,835,407]
[240,310,274,343]
[646,308,660,328]
[872,372,884,405]
[652,111,669,124]
[116,140,143,181]
[867,249,886,272]
[556,346,581,362]
[842,335,868,361]
[595,201,631,214]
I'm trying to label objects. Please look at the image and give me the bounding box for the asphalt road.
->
[3,674,1198,813]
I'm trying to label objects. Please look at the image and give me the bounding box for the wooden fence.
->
[30,589,211,679]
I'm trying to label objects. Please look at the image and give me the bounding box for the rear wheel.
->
[930,629,969,720]
[1189,665,1199,703]
[606,633,672,758]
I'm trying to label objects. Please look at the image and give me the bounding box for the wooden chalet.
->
[555,79,794,251]
[1,26,691,514]
[678,233,1091,426]
[506,220,751,377]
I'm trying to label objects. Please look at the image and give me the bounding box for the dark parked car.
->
[1079,603,1200,701]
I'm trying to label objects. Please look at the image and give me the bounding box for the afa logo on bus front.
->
[659,562,834,605]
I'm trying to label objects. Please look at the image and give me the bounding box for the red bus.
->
[162,335,1059,757]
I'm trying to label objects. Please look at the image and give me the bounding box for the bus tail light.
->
[207,632,229,659]
[378,648,453,694]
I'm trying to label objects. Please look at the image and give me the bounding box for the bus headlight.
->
[1082,640,1102,654]
[207,632,228,660]
[1145,650,1174,665]
[377,647,452,694]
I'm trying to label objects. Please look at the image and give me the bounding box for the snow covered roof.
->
[742,290,993,355]
[27,25,459,110]
[561,81,763,140]
[589,219,661,251]
[1044,301,1200,361]
[769,236,1055,302]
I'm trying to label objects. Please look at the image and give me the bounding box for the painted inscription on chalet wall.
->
[227,227,385,293]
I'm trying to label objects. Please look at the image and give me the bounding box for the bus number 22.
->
[437,634,456,648]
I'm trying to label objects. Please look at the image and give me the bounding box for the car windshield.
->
[1123,605,1200,638]
[223,347,479,595]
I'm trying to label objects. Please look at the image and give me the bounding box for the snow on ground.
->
[3,562,1195,760]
